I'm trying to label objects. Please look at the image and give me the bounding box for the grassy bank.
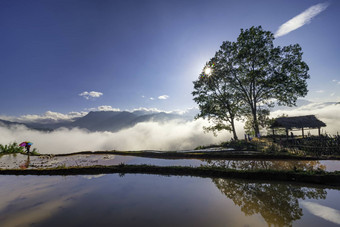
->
[1,164,340,186]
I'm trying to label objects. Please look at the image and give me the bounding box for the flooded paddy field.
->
[0,153,339,172]
[1,152,340,226]
[0,174,339,227]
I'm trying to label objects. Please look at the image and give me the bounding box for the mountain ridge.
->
[0,111,191,132]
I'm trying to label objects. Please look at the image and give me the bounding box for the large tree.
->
[193,26,310,136]
[193,54,242,140]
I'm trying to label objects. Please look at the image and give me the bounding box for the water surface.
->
[1,153,339,172]
[0,174,339,227]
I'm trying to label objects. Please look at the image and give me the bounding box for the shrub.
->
[0,142,24,154]
[0,142,39,155]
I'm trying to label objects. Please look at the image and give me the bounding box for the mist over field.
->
[0,102,339,154]
[0,119,234,154]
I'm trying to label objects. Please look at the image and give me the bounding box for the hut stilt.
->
[302,128,304,138]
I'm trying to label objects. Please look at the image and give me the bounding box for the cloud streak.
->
[97,106,120,111]
[158,95,169,100]
[0,111,87,124]
[275,2,329,38]
[316,90,325,93]
[79,91,103,100]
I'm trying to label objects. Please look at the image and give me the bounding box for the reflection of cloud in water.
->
[0,176,92,227]
[82,174,106,180]
[1,198,74,227]
[301,201,340,225]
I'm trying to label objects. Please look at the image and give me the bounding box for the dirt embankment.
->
[52,150,340,160]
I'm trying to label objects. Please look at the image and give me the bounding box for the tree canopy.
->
[192,26,310,138]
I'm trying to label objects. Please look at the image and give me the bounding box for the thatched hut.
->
[270,115,326,138]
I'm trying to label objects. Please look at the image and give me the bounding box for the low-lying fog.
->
[1,102,339,154]
[0,119,235,154]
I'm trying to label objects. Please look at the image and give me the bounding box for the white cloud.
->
[0,119,234,154]
[338,82,340,85]
[169,107,199,116]
[316,90,324,93]
[332,79,337,83]
[128,107,198,117]
[149,97,155,100]
[275,2,329,38]
[302,201,340,225]
[130,107,163,113]
[330,93,335,97]
[158,95,169,100]
[0,111,87,124]
[79,91,103,100]
[97,106,120,112]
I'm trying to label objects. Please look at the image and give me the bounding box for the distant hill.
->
[0,118,65,131]
[70,111,137,131]
[69,111,189,132]
[0,111,190,132]
[0,119,26,127]
[270,99,313,111]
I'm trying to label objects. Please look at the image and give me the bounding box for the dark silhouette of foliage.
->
[212,178,326,226]
[193,26,310,137]
[0,142,39,155]
[193,57,241,140]
[0,142,24,154]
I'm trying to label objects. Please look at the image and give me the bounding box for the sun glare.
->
[204,67,212,75]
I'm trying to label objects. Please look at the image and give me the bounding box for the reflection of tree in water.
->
[213,178,327,226]
[203,159,326,171]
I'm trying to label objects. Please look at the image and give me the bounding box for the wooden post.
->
[318,127,321,136]
[286,128,288,139]
[272,128,275,136]
[302,127,304,138]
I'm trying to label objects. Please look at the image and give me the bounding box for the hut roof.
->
[270,115,326,129]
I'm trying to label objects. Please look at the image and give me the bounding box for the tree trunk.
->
[254,121,260,136]
[231,118,238,140]
[252,107,260,136]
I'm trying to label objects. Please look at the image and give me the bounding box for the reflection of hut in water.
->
[270,115,326,138]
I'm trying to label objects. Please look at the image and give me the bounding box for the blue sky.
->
[1,0,339,117]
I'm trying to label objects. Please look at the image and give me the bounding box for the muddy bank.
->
[53,150,340,160]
